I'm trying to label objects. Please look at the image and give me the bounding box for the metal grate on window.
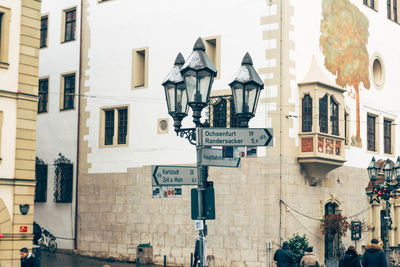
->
[302,95,312,132]
[104,109,114,145]
[63,74,75,110]
[367,115,376,151]
[208,95,239,128]
[384,120,392,154]
[35,157,48,202]
[38,79,48,113]
[40,16,48,48]
[65,9,76,42]
[53,153,73,203]
[118,108,128,144]
[319,95,328,133]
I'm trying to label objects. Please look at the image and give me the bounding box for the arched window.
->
[319,95,328,133]
[302,95,312,132]
[330,97,339,135]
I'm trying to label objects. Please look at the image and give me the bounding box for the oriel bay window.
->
[319,95,328,133]
[302,94,312,132]
[101,106,129,147]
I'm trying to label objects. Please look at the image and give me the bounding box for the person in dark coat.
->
[20,247,39,267]
[274,241,295,267]
[340,246,361,267]
[362,239,388,267]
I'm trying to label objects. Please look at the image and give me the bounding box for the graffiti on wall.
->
[320,0,370,147]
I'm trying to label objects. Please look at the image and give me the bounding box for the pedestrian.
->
[339,246,361,267]
[300,247,319,267]
[20,247,39,267]
[193,238,200,267]
[362,239,388,267]
[274,241,295,267]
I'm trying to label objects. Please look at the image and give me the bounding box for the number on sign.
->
[190,169,194,175]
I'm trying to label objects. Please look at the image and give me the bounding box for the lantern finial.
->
[241,52,253,65]
[193,37,206,51]
[174,52,185,66]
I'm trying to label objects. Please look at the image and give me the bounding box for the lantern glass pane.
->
[166,84,175,113]
[253,87,261,114]
[232,83,243,114]
[176,84,188,115]
[245,85,257,114]
[198,70,212,103]
[184,70,197,103]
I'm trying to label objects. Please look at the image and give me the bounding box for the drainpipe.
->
[74,0,84,251]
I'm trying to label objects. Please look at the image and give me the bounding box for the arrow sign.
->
[201,148,241,168]
[198,128,273,147]
[152,165,198,186]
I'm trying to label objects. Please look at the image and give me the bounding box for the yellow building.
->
[0,0,41,265]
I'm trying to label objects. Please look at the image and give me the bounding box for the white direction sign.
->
[201,148,240,168]
[198,128,273,147]
[152,165,197,186]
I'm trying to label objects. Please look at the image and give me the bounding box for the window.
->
[330,97,339,136]
[0,6,10,68]
[61,74,75,110]
[35,157,47,202]
[40,16,48,48]
[384,119,392,154]
[204,36,221,79]
[38,79,48,113]
[367,115,376,151]
[302,95,312,132]
[364,0,375,9]
[388,0,392,19]
[319,95,328,133]
[54,153,73,203]
[63,8,76,43]
[395,0,398,22]
[101,106,129,147]
[345,111,349,145]
[131,47,148,89]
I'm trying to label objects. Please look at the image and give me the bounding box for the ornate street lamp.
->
[367,156,379,184]
[162,53,188,132]
[229,52,264,128]
[383,159,394,183]
[394,156,400,183]
[181,37,217,126]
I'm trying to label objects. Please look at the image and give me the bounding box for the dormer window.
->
[302,94,312,132]
[319,95,328,133]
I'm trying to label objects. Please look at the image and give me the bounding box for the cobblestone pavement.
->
[40,252,164,267]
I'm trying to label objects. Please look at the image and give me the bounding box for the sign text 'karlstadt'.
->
[152,165,198,186]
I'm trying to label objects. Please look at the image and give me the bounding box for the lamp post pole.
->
[162,38,264,267]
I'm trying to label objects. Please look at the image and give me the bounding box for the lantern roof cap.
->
[181,38,217,74]
[229,53,263,87]
[162,53,185,85]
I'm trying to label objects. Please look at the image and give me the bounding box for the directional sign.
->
[152,165,198,186]
[201,148,240,168]
[198,128,273,147]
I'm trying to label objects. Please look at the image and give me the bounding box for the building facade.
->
[34,0,81,250]
[34,0,400,266]
[0,0,41,265]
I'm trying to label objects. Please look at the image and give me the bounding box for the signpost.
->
[152,165,197,186]
[198,128,273,147]
[201,148,240,168]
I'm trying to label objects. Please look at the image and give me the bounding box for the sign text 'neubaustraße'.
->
[198,128,273,147]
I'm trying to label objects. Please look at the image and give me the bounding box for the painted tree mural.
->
[320,0,370,147]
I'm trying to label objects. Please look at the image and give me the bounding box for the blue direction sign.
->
[201,148,240,168]
[152,165,198,186]
[198,128,273,147]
